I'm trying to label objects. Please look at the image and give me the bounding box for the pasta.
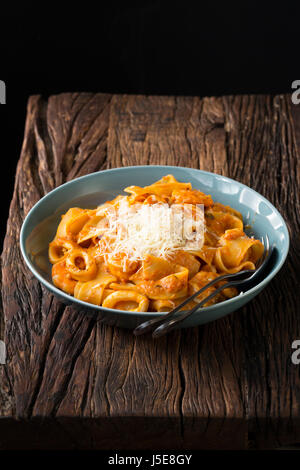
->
[49,175,264,311]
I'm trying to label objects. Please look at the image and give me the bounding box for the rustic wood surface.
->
[0,92,299,450]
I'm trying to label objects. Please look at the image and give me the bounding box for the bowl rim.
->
[19,165,290,318]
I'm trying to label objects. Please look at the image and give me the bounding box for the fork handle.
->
[133,270,250,336]
[152,281,235,338]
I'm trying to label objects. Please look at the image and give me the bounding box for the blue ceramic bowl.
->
[20,166,289,329]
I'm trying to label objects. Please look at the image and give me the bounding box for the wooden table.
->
[0,93,299,450]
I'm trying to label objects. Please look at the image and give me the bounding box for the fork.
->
[133,235,273,338]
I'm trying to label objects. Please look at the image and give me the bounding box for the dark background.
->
[0,0,299,245]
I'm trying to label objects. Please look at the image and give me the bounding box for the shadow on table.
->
[0,416,299,450]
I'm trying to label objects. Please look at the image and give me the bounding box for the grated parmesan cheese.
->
[96,198,205,262]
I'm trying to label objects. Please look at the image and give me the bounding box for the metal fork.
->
[134,235,273,338]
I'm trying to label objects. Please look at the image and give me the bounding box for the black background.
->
[0,0,299,245]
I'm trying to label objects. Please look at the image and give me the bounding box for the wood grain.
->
[0,92,299,450]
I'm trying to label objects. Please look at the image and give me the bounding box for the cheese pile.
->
[97,198,205,261]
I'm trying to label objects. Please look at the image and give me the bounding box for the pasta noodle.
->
[49,175,264,311]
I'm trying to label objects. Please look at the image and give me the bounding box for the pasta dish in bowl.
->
[20,165,289,329]
[48,175,264,313]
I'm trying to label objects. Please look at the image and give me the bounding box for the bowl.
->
[20,166,289,329]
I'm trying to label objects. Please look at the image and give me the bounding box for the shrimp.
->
[52,261,77,295]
